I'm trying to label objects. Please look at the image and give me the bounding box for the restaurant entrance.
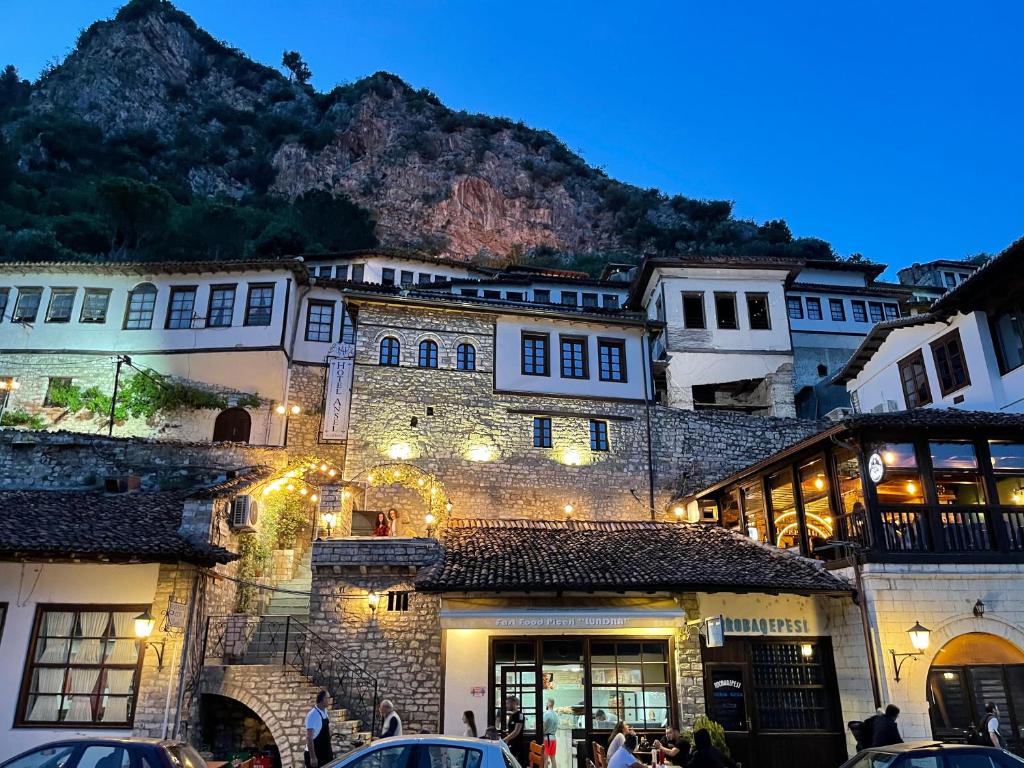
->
[701,636,846,768]
[489,637,676,768]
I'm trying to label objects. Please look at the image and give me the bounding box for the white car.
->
[327,736,520,768]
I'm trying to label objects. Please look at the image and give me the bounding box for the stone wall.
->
[285,363,347,467]
[0,429,288,490]
[675,593,707,726]
[310,539,443,734]
[344,303,822,526]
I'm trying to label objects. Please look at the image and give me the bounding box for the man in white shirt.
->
[305,690,333,768]
[380,699,403,739]
[985,703,1005,748]
[608,734,644,768]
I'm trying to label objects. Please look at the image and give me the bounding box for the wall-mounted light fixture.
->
[425,512,436,537]
[563,503,574,517]
[134,608,166,669]
[801,642,814,659]
[367,591,380,616]
[321,511,336,537]
[889,621,931,682]
[673,505,685,520]
[974,599,986,618]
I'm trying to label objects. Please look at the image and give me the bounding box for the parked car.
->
[841,740,1024,768]
[327,736,517,768]
[1,738,206,768]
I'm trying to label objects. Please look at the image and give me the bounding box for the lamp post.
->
[889,621,931,682]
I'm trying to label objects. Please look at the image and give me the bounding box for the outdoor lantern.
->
[275,404,286,414]
[974,599,986,618]
[290,405,301,415]
[367,591,380,614]
[908,621,931,651]
[563,503,574,516]
[673,506,685,519]
[134,609,156,639]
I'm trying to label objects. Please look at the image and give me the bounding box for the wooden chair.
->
[591,743,607,768]
[528,741,544,768]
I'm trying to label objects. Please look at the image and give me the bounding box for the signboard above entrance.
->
[697,593,826,637]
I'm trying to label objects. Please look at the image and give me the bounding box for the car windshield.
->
[165,745,207,768]
[846,752,900,768]
[324,744,373,768]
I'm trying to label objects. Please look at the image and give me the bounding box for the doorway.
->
[928,633,1024,753]
[213,408,252,443]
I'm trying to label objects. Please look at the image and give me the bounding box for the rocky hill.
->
[0,0,836,269]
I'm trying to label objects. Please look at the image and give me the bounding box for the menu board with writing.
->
[708,668,747,732]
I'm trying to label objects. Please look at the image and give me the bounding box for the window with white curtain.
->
[20,606,144,726]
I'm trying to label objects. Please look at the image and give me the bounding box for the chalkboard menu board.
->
[708,668,747,732]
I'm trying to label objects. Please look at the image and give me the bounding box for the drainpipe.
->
[852,548,883,710]
[642,323,656,519]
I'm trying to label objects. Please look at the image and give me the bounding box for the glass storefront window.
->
[931,442,985,505]
[875,443,925,504]
[879,443,917,469]
[991,442,1024,470]
[751,642,831,731]
[833,448,869,547]
[799,457,833,548]
[995,476,1024,506]
[740,481,768,543]
[720,491,741,532]
[768,469,800,551]
[931,442,979,469]
[990,443,1024,505]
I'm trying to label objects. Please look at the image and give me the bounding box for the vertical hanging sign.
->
[321,343,355,441]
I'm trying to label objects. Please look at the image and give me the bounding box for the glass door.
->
[542,641,585,768]
[502,666,539,737]
[704,664,752,768]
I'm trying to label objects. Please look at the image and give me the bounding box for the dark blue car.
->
[1,738,206,768]
[841,740,1024,768]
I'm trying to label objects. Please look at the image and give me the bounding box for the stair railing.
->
[203,614,379,741]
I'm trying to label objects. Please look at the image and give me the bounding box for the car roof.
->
[870,741,996,754]
[369,736,504,747]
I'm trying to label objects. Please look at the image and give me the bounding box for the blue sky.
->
[4,1,1023,272]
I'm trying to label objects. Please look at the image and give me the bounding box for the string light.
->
[813,476,825,491]
[906,480,917,495]
[299,488,308,496]
[320,464,328,472]
[275,405,286,414]
[563,503,574,516]
[310,494,318,503]
[290,405,301,415]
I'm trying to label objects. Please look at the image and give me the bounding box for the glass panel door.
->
[502,666,539,736]
[542,640,585,768]
[928,668,972,741]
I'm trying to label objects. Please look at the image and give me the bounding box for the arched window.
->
[212,408,252,443]
[418,340,439,368]
[379,337,400,366]
[456,343,476,371]
[123,283,158,330]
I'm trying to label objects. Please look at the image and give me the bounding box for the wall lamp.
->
[974,599,986,618]
[367,591,381,616]
[889,621,931,682]
[134,609,166,669]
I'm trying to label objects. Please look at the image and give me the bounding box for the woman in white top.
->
[606,721,630,760]
[462,710,478,737]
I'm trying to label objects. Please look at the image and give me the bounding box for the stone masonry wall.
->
[675,593,707,726]
[344,303,822,525]
[0,429,288,490]
[310,539,443,735]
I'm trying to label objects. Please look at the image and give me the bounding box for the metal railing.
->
[203,614,378,739]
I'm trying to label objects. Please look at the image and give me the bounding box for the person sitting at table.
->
[653,726,690,764]
[607,734,644,768]
[687,729,736,768]
[606,720,631,760]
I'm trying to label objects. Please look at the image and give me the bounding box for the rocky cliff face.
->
[1,0,833,265]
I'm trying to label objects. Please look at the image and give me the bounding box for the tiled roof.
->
[844,408,1024,431]
[787,282,911,298]
[930,237,1024,314]
[830,313,942,384]
[0,490,236,565]
[415,518,850,594]
[0,257,309,280]
[187,467,276,499]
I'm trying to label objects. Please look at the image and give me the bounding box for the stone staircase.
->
[266,550,312,617]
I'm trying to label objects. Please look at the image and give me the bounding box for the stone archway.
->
[345,462,452,537]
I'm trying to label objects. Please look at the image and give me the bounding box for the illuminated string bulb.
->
[299,487,308,496]
[286,483,295,491]
[290,405,301,415]
[367,473,376,483]
[906,480,917,495]
[310,494,318,502]
[320,464,328,472]
[417,477,426,487]
[425,512,436,526]
[327,469,337,477]
[342,488,352,499]
[262,487,272,496]
[813,476,825,491]
[275,405,286,414]
[563,503,574,516]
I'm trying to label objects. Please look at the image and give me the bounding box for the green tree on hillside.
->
[282,51,312,84]
[98,177,174,254]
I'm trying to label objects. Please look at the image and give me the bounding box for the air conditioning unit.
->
[823,407,852,423]
[231,495,259,531]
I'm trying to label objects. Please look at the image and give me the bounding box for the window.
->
[522,333,549,376]
[206,285,235,328]
[715,293,738,330]
[379,337,400,366]
[13,288,43,322]
[850,389,860,414]
[418,339,439,368]
[898,351,933,409]
[483,290,501,299]
[244,284,274,326]
[589,420,609,451]
[46,289,76,323]
[165,287,196,329]
[746,293,771,330]
[534,289,551,304]
[351,263,365,282]
[851,301,868,323]
[305,301,334,343]
[400,270,415,286]
[990,442,1024,505]
[344,745,416,768]
[317,266,333,278]
[381,268,396,286]
[19,606,144,725]
[868,302,884,323]
[560,292,578,307]
[76,289,110,324]
[2,743,75,768]
[582,293,598,308]
[0,288,8,321]
[602,294,620,309]
[787,297,804,320]
[829,298,846,322]
[533,417,552,448]
[931,329,970,395]
[874,443,926,508]
[456,343,476,371]
[740,480,768,543]
[768,469,799,550]
[884,303,900,321]
[386,591,410,612]
[805,297,823,320]
[992,300,1024,373]
[459,288,479,297]
[800,457,833,546]
[944,272,958,290]
[681,292,705,329]
[588,640,671,732]
[123,284,157,329]
[598,339,627,382]
[418,273,432,285]
[560,336,588,379]
[751,641,833,731]
[76,747,130,768]
[335,264,349,281]
[931,442,986,506]
[507,291,525,302]
[44,377,72,407]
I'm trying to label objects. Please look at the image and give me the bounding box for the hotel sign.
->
[321,344,355,442]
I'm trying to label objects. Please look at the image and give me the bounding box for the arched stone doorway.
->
[345,462,451,538]
[213,408,252,443]
[199,694,279,767]
[927,632,1024,750]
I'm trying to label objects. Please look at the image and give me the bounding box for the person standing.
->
[687,729,736,768]
[984,703,1005,748]
[871,705,903,748]
[504,696,527,767]
[607,734,645,768]
[542,699,559,768]
[305,690,334,768]
[380,699,403,739]
[387,509,400,537]
[372,512,390,537]
[463,710,479,738]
